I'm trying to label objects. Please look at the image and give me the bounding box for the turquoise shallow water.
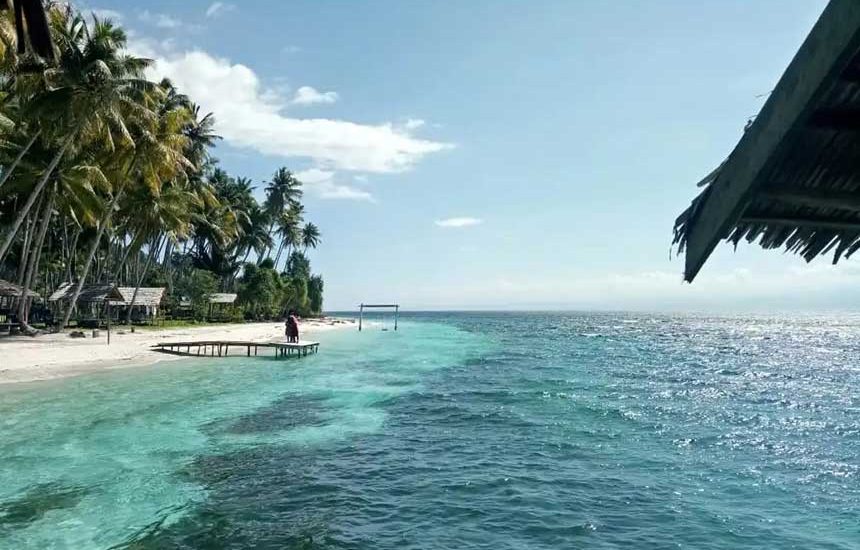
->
[1,312,859,549]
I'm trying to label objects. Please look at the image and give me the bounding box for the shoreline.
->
[0,318,355,386]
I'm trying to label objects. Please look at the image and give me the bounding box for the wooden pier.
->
[152,340,320,358]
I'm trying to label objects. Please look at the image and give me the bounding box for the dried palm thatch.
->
[674,0,860,281]
[0,278,38,298]
[48,283,123,303]
[111,287,166,307]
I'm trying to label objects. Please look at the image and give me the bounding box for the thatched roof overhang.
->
[48,283,124,303]
[110,287,166,307]
[0,279,39,298]
[674,0,860,281]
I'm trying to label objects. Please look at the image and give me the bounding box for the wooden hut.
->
[0,279,40,332]
[110,287,166,324]
[208,293,237,321]
[48,283,124,328]
[0,278,39,307]
[673,0,860,281]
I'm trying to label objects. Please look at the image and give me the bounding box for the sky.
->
[79,0,860,312]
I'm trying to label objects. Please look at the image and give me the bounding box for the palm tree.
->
[1,14,154,266]
[0,4,328,328]
[183,103,220,169]
[301,222,321,253]
[237,203,272,266]
[54,16,166,328]
[272,210,300,269]
[260,167,302,262]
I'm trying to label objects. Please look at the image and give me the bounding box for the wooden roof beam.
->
[741,213,860,232]
[682,0,860,281]
[808,107,860,130]
[758,189,860,211]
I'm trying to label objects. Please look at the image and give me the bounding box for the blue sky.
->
[84,0,860,311]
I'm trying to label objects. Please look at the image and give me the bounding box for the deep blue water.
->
[1,312,859,549]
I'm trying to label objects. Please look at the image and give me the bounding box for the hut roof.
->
[208,293,237,304]
[48,283,124,303]
[110,287,166,307]
[674,0,860,281]
[0,279,39,298]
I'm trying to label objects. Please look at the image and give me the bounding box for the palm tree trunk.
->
[0,135,71,264]
[241,246,253,265]
[258,221,275,265]
[273,239,285,267]
[94,231,110,282]
[15,205,37,286]
[17,185,54,332]
[125,234,162,324]
[0,130,40,192]
[114,232,138,285]
[283,242,294,272]
[162,239,175,292]
[59,186,124,330]
[67,226,80,282]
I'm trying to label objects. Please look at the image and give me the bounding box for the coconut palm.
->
[273,210,301,269]
[0,4,327,327]
[0,14,154,266]
[260,167,302,262]
[301,222,321,253]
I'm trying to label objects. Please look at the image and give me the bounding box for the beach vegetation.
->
[0,5,324,331]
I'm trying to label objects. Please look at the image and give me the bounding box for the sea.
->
[0,312,858,549]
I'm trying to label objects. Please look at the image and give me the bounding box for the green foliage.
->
[308,275,324,315]
[287,276,309,315]
[174,268,217,320]
[237,262,283,319]
[285,251,310,280]
[0,5,326,325]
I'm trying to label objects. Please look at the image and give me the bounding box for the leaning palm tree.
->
[64,77,192,327]
[54,16,163,328]
[0,13,155,266]
[121,180,198,323]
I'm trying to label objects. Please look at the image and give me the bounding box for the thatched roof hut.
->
[48,283,124,303]
[111,287,166,307]
[209,293,237,304]
[0,279,39,298]
[674,0,860,281]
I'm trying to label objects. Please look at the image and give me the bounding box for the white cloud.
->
[137,48,451,173]
[291,86,339,106]
[205,2,235,18]
[435,217,483,228]
[139,10,181,29]
[295,169,374,201]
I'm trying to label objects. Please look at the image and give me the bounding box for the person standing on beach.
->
[289,311,300,343]
[285,310,299,343]
[285,312,293,342]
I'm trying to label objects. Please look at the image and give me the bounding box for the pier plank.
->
[152,340,320,359]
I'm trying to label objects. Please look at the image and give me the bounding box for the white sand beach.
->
[0,318,355,385]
